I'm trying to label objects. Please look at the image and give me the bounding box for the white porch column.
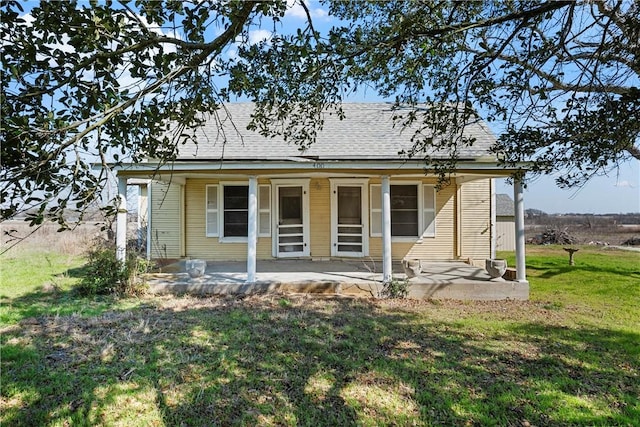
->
[490,179,497,259]
[513,175,527,282]
[381,176,392,283]
[116,175,128,262]
[246,176,258,284]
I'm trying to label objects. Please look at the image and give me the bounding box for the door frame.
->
[271,179,310,258]
[330,178,369,257]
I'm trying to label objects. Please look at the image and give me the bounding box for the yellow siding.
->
[160,173,493,263]
[460,180,491,263]
[496,217,516,251]
[150,181,182,259]
[184,178,272,260]
[309,178,331,258]
[368,180,456,261]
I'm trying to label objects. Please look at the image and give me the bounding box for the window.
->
[223,185,248,237]
[370,183,436,238]
[206,183,271,239]
[390,185,418,236]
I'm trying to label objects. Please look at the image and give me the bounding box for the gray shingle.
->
[175,103,497,161]
[496,193,515,217]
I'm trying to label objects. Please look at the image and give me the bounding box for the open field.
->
[525,213,640,246]
[1,226,639,425]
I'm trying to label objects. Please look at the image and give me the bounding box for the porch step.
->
[149,278,342,296]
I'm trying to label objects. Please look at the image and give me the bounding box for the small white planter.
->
[402,258,422,278]
[186,259,207,279]
[485,259,507,281]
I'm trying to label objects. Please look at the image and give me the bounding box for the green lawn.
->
[0,250,138,325]
[1,246,638,426]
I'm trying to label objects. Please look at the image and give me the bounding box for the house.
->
[113,103,528,287]
[495,193,516,251]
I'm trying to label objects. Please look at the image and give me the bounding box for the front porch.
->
[146,259,529,301]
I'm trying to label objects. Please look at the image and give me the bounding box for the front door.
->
[275,184,310,257]
[331,181,368,257]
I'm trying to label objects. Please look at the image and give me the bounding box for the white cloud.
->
[615,180,636,188]
[248,29,273,45]
[285,0,329,20]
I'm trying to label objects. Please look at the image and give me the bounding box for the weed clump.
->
[78,241,149,296]
[381,278,409,299]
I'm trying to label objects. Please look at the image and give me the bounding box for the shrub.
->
[381,278,409,299]
[78,243,149,297]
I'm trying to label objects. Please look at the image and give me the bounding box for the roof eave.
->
[104,158,532,176]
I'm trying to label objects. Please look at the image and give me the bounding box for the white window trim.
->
[370,182,436,241]
[205,184,219,237]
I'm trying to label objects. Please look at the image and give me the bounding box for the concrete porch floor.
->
[146,259,529,301]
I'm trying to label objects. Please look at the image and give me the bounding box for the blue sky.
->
[495,162,639,214]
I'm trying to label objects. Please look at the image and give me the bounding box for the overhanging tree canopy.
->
[2,0,638,227]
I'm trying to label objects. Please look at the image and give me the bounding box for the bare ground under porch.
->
[146,260,529,301]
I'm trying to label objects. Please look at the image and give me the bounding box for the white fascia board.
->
[110,160,529,175]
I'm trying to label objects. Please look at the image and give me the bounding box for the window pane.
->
[338,244,362,252]
[338,235,362,243]
[224,210,248,237]
[279,226,303,235]
[224,186,248,209]
[338,186,361,225]
[393,210,418,223]
[391,185,418,209]
[392,222,419,236]
[391,185,418,236]
[280,187,302,224]
[338,226,362,234]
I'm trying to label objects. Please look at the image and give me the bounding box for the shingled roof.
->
[175,103,497,162]
[496,193,515,217]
